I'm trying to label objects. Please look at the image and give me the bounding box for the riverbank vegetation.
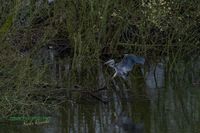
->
[0,0,199,117]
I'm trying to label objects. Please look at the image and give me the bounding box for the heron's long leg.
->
[112,72,117,79]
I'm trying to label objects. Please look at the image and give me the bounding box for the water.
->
[0,55,199,133]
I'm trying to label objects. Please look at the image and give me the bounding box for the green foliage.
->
[0,15,13,39]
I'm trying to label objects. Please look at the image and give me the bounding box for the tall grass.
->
[1,0,199,58]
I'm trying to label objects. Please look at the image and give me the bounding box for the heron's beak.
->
[104,60,110,65]
[104,59,114,65]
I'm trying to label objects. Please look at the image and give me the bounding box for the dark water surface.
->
[0,56,199,133]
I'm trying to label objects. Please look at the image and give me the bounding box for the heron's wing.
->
[124,54,145,65]
[133,55,145,65]
[117,57,135,72]
[116,54,145,73]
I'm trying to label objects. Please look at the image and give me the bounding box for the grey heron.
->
[105,54,145,79]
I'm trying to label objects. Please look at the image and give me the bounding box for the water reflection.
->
[144,62,165,99]
[1,56,200,133]
[145,62,165,89]
[110,112,144,133]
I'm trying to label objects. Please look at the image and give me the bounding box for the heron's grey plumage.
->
[105,54,145,79]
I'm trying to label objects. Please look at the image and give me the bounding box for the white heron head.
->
[104,59,115,68]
